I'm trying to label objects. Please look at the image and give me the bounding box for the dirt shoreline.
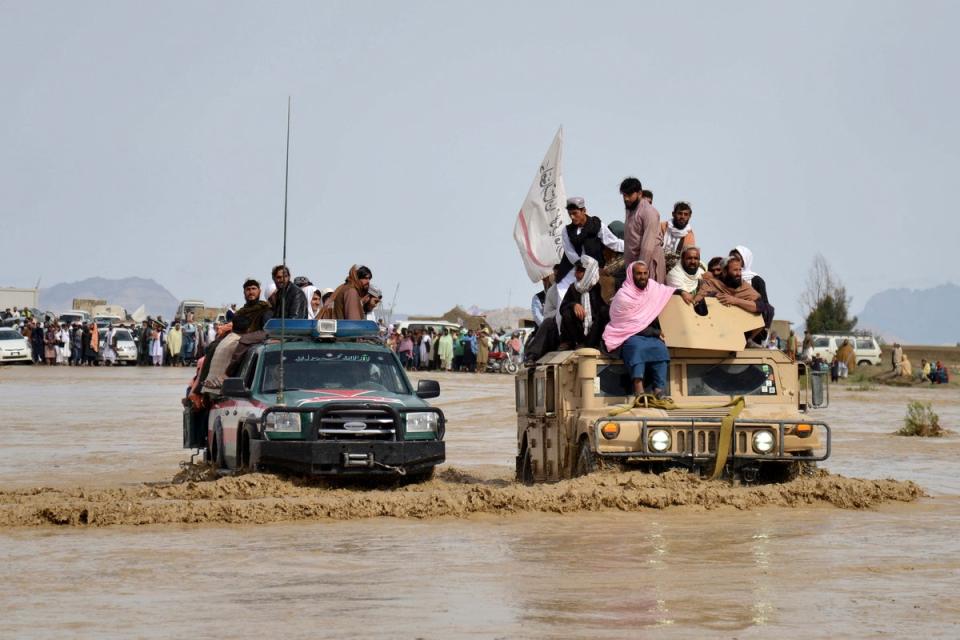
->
[0,467,924,528]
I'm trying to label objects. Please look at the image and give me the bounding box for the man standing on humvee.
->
[602,261,676,398]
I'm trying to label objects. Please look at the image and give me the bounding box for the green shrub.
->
[897,401,944,437]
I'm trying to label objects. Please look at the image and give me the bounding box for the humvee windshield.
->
[687,363,777,396]
[260,348,410,395]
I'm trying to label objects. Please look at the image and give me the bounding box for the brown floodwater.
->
[1,365,959,638]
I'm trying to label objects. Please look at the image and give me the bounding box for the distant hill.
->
[40,277,179,318]
[858,283,960,345]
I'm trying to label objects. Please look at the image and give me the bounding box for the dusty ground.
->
[1,365,958,638]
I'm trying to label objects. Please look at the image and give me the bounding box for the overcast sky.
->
[2,1,957,321]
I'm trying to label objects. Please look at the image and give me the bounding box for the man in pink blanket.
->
[602,261,676,398]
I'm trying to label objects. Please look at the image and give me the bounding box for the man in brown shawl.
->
[620,177,665,282]
[323,265,372,320]
[231,278,272,333]
[693,256,773,346]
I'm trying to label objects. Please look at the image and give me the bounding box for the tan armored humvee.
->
[515,298,831,483]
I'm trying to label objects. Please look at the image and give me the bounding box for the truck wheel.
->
[574,438,597,477]
[213,425,226,469]
[857,360,871,367]
[236,427,252,472]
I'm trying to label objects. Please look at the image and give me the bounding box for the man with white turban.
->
[665,246,706,302]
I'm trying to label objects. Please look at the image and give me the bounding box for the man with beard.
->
[363,285,382,322]
[323,265,371,320]
[727,246,774,338]
[660,201,697,274]
[197,279,272,390]
[556,197,623,302]
[620,177,665,283]
[602,261,676,398]
[666,246,705,302]
[232,279,273,333]
[270,265,308,319]
[558,257,607,350]
[693,256,772,346]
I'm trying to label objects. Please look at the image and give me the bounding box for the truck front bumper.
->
[594,417,831,463]
[249,439,445,476]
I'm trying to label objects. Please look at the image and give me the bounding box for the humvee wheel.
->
[517,448,535,485]
[759,453,817,483]
[574,438,598,477]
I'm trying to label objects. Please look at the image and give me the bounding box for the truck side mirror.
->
[416,380,440,399]
[221,377,251,398]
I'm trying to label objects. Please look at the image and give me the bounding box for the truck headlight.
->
[752,430,775,453]
[649,429,671,452]
[405,412,438,433]
[265,412,301,432]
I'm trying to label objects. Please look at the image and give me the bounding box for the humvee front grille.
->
[315,408,397,440]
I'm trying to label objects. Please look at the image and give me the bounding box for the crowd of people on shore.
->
[384,326,525,373]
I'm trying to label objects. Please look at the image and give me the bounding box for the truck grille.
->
[673,427,770,456]
[315,408,397,441]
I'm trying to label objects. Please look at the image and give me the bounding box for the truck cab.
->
[516,298,830,483]
[183,319,445,481]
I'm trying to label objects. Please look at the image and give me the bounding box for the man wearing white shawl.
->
[660,201,697,274]
[665,246,705,302]
[602,261,676,397]
[558,255,606,349]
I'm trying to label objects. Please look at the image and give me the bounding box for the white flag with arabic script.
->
[513,128,568,282]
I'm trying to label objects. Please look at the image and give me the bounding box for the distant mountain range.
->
[857,283,959,345]
[40,277,179,318]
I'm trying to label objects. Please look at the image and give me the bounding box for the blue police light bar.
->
[264,319,380,339]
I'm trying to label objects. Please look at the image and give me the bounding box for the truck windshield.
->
[260,348,410,395]
[687,363,777,396]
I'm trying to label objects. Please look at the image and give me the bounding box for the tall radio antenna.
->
[277,97,292,405]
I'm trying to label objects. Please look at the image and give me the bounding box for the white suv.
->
[810,334,883,367]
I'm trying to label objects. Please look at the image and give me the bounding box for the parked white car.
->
[0,328,32,364]
[113,328,139,364]
[97,327,139,365]
[810,334,883,367]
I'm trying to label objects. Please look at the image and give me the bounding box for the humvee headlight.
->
[649,429,671,452]
[406,412,438,434]
[752,430,775,453]
[265,412,301,432]
[600,422,620,440]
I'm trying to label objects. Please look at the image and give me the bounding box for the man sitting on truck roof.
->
[665,245,705,301]
[602,261,676,398]
[270,265,308,319]
[693,256,773,344]
[558,256,607,350]
[232,278,272,333]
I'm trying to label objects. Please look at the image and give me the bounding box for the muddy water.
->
[1,366,959,637]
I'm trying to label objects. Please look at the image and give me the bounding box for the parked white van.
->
[395,320,463,335]
[810,333,883,367]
